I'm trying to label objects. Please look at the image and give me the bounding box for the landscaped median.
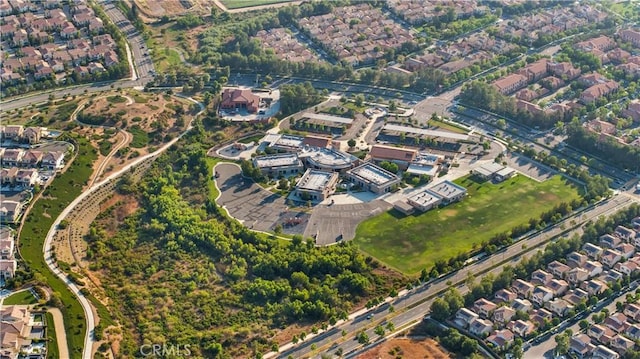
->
[355,174,581,276]
[19,135,97,359]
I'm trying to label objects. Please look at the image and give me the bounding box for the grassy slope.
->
[19,137,97,358]
[221,0,292,9]
[355,175,580,275]
[46,312,60,359]
[3,290,38,305]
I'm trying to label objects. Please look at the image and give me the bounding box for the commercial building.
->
[428,180,467,204]
[220,88,261,113]
[299,147,358,173]
[253,153,303,178]
[368,144,417,170]
[473,163,516,182]
[270,134,304,152]
[295,112,354,135]
[345,163,401,194]
[294,169,339,201]
[407,189,443,212]
[406,153,443,178]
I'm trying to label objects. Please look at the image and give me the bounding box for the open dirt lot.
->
[356,338,451,359]
[133,0,211,19]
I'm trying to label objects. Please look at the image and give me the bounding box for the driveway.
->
[214,163,306,234]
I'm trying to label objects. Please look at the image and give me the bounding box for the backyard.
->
[355,175,581,275]
[3,290,38,305]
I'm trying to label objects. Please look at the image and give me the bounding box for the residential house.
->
[576,35,616,52]
[616,260,640,276]
[585,260,604,278]
[494,289,517,304]
[530,308,553,327]
[548,260,571,278]
[623,303,640,322]
[611,334,635,355]
[581,81,620,104]
[469,318,493,337]
[567,267,590,285]
[20,150,42,168]
[584,243,604,260]
[570,333,596,359]
[493,306,516,324]
[0,201,21,223]
[619,29,640,48]
[548,279,570,296]
[622,101,640,122]
[512,279,535,298]
[518,58,549,82]
[567,251,588,268]
[1,149,24,167]
[593,345,620,359]
[532,286,554,306]
[548,61,581,80]
[589,324,616,344]
[563,288,590,306]
[605,313,629,333]
[600,269,624,284]
[41,151,64,170]
[615,243,635,259]
[601,249,623,268]
[507,320,535,338]
[473,298,497,318]
[15,169,38,187]
[531,269,554,286]
[583,279,608,296]
[487,329,514,350]
[455,308,479,328]
[600,234,622,249]
[0,168,18,186]
[2,125,24,141]
[607,48,631,65]
[626,323,640,340]
[512,298,533,313]
[0,260,16,279]
[615,226,636,241]
[493,74,528,95]
[545,298,574,317]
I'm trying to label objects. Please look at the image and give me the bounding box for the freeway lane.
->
[274,194,636,358]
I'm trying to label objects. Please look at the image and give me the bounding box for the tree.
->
[496,119,506,129]
[347,139,356,148]
[277,178,289,190]
[374,325,385,336]
[430,298,451,321]
[555,333,569,355]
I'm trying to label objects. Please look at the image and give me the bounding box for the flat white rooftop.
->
[254,153,301,168]
[383,123,469,141]
[348,163,399,185]
[275,135,304,149]
[297,169,337,192]
[408,189,442,207]
[496,166,516,177]
[406,163,439,177]
[429,180,467,200]
[302,112,354,125]
[300,148,357,167]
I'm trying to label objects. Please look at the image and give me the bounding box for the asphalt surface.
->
[273,193,637,359]
[214,163,295,233]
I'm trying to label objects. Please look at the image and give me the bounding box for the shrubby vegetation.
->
[279,82,325,117]
[87,130,404,357]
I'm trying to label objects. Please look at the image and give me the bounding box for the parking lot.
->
[505,152,556,182]
[214,163,306,235]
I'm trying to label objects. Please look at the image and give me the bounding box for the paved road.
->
[271,194,636,359]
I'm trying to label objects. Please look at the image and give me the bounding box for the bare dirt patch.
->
[133,0,212,19]
[356,338,451,359]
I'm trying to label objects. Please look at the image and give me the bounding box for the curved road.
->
[42,97,203,359]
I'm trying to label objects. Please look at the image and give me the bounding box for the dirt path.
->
[48,307,70,359]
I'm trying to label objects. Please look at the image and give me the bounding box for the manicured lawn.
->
[221,0,293,9]
[355,175,580,276]
[46,312,60,359]
[237,133,264,144]
[3,290,38,305]
[106,95,127,104]
[19,136,97,359]
[206,157,224,200]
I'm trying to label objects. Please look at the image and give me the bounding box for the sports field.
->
[354,174,580,276]
[221,0,293,9]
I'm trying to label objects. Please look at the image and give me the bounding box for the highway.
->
[273,193,637,358]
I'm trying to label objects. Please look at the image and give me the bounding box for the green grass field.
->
[355,175,580,276]
[221,0,293,9]
[154,48,182,73]
[3,290,38,305]
[429,119,468,134]
[129,126,150,148]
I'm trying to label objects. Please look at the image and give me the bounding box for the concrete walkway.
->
[47,308,70,359]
